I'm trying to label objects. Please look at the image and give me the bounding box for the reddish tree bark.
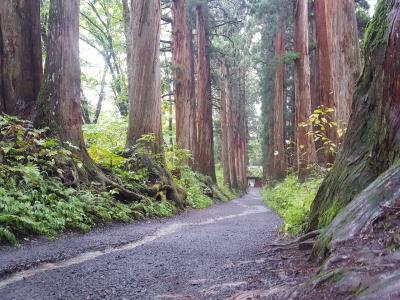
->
[36,0,84,149]
[35,0,144,202]
[0,0,42,120]
[309,0,400,229]
[171,0,197,158]
[273,29,287,181]
[126,0,163,153]
[294,0,317,179]
[194,3,216,181]
[220,60,231,186]
[315,0,360,163]
[238,67,248,190]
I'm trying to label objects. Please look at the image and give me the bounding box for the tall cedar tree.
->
[194,2,216,181]
[36,0,86,153]
[294,0,316,179]
[220,60,232,186]
[314,0,360,163]
[0,0,42,120]
[171,0,197,158]
[126,0,163,153]
[221,61,239,189]
[237,67,248,190]
[309,0,400,229]
[273,28,287,180]
[37,0,142,201]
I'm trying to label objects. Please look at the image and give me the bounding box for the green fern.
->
[0,227,17,245]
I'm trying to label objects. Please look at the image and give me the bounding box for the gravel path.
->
[0,189,282,300]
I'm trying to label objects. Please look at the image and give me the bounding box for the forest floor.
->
[0,188,313,300]
[1,189,397,299]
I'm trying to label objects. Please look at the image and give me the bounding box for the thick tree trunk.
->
[125,0,185,207]
[35,0,143,202]
[0,0,42,120]
[194,3,216,181]
[227,77,238,189]
[171,0,196,157]
[126,0,163,153]
[36,0,84,149]
[273,29,287,181]
[309,0,400,229]
[220,60,231,186]
[315,0,360,163]
[294,0,317,180]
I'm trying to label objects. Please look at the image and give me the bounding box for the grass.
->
[261,175,323,234]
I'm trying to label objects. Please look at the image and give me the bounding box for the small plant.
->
[261,175,323,234]
[318,200,344,228]
[300,106,347,162]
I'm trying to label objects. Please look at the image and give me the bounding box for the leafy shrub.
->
[261,175,322,234]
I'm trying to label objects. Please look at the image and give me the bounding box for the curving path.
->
[0,189,282,300]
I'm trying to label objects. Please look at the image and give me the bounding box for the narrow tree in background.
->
[126,0,163,153]
[0,0,42,120]
[309,0,400,229]
[171,0,197,157]
[294,0,316,179]
[315,0,360,163]
[237,67,248,190]
[194,2,216,181]
[273,28,287,180]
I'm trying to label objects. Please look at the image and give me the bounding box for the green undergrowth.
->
[0,115,238,245]
[215,164,241,201]
[261,175,323,234]
[84,119,236,209]
[0,115,170,245]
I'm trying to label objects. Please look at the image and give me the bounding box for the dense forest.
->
[1,0,400,298]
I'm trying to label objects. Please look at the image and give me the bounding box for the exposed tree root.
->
[267,230,321,247]
[75,151,144,202]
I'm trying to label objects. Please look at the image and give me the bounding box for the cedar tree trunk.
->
[315,0,361,163]
[194,3,216,181]
[171,0,197,156]
[294,0,317,180]
[126,0,163,153]
[273,29,287,181]
[309,0,400,229]
[0,0,42,120]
